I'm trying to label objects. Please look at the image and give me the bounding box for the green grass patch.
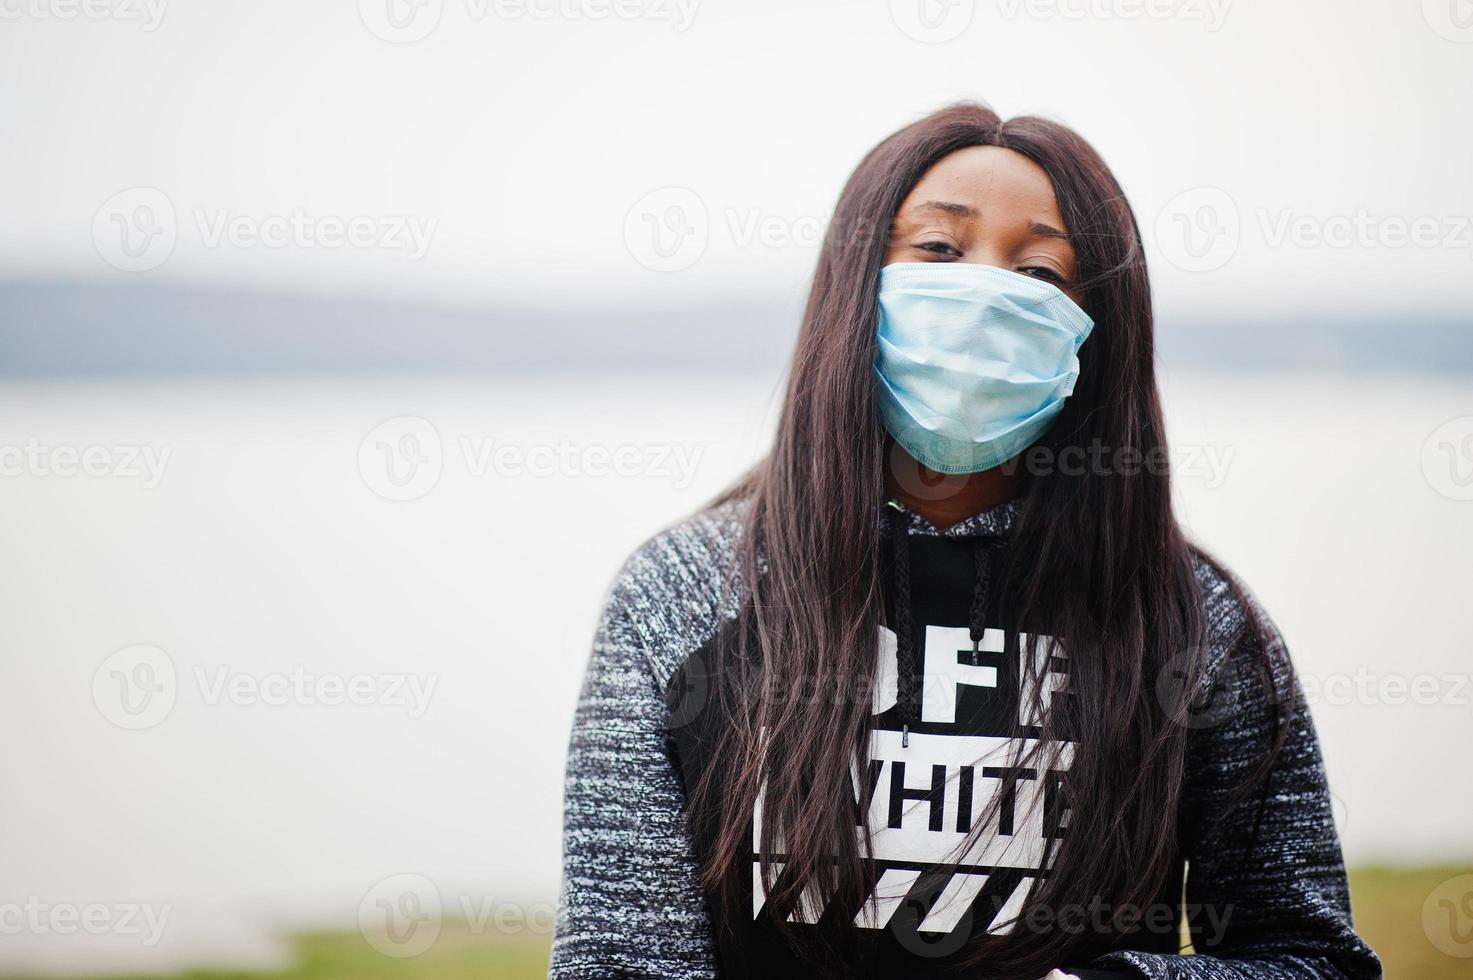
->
[73,923,550,980]
[25,865,1473,979]
[1349,864,1472,979]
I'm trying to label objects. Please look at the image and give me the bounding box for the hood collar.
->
[885,496,1020,539]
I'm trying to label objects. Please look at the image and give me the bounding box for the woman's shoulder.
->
[598,498,749,686]
[1187,545,1291,692]
[1191,549,1253,638]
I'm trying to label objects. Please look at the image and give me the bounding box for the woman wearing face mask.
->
[550,103,1381,979]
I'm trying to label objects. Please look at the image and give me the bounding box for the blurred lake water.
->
[0,370,1469,974]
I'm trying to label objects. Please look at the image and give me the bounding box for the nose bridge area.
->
[960,249,1012,272]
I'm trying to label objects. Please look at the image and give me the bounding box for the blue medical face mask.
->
[873,262,1094,475]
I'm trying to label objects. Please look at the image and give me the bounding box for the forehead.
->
[897,145,1065,226]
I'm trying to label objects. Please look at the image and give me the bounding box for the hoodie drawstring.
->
[886,502,917,748]
[887,501,1004,749]
[969,538,991,665]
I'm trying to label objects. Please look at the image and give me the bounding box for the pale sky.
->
[2,0,1471,320]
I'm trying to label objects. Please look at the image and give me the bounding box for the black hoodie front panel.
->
[664,531,1181,978]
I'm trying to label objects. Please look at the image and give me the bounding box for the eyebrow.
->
[908,201,1071,241]
[913,200,977,218]
[1028,220,1070,239]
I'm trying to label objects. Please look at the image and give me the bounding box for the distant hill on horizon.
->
[2,279,1470,379]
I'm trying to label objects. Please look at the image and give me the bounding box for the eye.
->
[1019,265,1065,284]
[914,240,962,259]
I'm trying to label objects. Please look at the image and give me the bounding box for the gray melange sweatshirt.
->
[550,498,1381,979]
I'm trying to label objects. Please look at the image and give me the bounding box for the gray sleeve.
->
[1092,577,1381,979]
[549,574,720,978]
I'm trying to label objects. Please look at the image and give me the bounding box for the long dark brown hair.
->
[692,102,1287,976]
